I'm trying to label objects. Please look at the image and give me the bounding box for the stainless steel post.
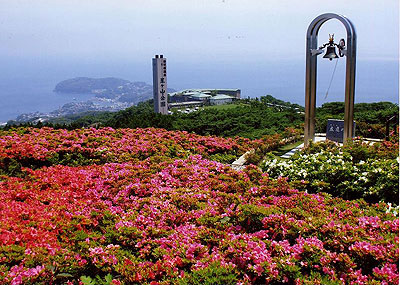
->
[304,13,357,146]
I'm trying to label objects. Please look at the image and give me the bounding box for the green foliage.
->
[208,153,238,164]
[177,262,239,285]
[0,152,101,177]
[245,134,284,165]
[237,204,279,233]
[7,96,302,139]
[0,158,23,178]
[167,98,303,139]
[260,94,304,110]
[0,245,26,265]
[316,101,399,138]
[80,275,96,285]
[80,274,114,285]
[107,100,175,130]
[48,152,101,166]
[4,96,397,141]
[51,111,114,126]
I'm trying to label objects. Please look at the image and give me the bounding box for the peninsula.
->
[8,78,176,124]
[54,77,175,104]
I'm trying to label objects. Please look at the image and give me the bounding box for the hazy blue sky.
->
[1,0,398,64]
[0,0,398,121]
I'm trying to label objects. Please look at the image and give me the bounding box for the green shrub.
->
[261,140,399,204]
[177,262,239,285]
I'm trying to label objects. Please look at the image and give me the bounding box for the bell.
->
[323,46,339,60]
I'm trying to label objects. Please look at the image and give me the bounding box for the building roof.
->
[190,93,212,98]
[169,101,203,107]
[195,89,240,92]
[169,92,195,97]
[171,89,240,97]
[210,94,234,100]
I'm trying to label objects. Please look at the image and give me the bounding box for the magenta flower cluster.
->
[0,127,398,284]
[0,127,257,165]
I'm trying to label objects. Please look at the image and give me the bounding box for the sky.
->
[0,0,398,115]
[1,0,398,64]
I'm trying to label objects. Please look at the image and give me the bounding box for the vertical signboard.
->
[152,55,168,114]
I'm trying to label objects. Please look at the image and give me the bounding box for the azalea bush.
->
[0,127,262,177]
[0,159,397,284]
[0,128,398,284]
[262,139,399,204]
[245,134,284,165]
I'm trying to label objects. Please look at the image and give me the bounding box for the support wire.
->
[324,58,339,100]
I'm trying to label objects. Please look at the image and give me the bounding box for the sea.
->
[0,57,398,123]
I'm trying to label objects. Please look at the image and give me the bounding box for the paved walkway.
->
[280,136,326,159]
[280,135,383,159]
[230,150,251,170]
[231,135,383,165]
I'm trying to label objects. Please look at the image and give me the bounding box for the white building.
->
[209,94,234,105]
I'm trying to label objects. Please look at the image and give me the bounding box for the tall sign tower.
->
[152,55,168,114]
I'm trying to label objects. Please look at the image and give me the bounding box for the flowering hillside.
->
[0,127,270,175]
[0,128,398,284]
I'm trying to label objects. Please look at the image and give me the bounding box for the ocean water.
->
[0,78,95,122]
[0,57,398,123]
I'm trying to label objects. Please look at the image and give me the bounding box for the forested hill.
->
[4,96,398,140]
[62,97,304,139]
[54,77,130,94]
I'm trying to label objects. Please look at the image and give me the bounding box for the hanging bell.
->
[323,46,339,61]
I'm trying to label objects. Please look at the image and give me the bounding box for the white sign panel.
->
[152,55,168,114]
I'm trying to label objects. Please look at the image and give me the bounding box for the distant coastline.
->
[54,76,175,102]
[0,59,397,123]
[54,77,130,94]
[54,77,149,101]
[2,77,177,124]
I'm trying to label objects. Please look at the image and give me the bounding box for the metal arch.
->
[304,13,357,146]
